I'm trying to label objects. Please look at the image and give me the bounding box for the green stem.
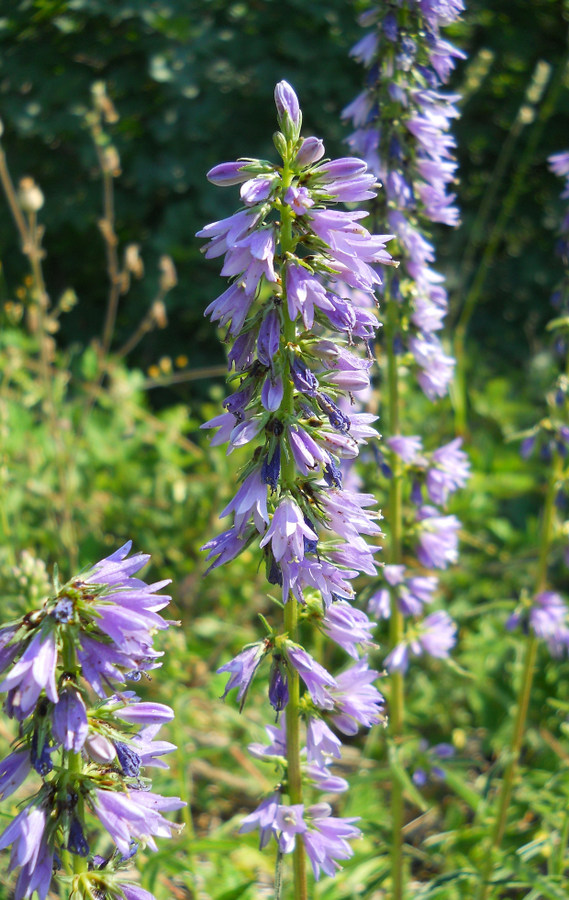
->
[476,461,559,900]
[553,812,569,877]
[285,597,307,900]
[280,154,307,900]
[386,292,405,900]
[61,632,88,877]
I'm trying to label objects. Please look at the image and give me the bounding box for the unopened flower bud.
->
[207,161,251,186]
[125,244,144,279]
[151,299,168,329]
[18,177,44,212]
[102,145,121,176]
[272,131,288,159]
[84,732,116,765]
[274,81,302,141]
[294,136,325,168]
[91,81,119,124]
[159,255,177,292]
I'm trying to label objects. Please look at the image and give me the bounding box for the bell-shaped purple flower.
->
[0,749,32,801]
[259,497,317,565]
[239,792,280,849]
[0,627,58,721]
[416,506,460,569]
[321,601,375,658]
[257,308,281,366]
[328,658,385,735]
[0,802,47,872]
[268,656,290,713]
[286,646,336,709]
[306,717,342,766]
[303,803,361,880]
[275,803,307,854]
[92,789,185,856]
[52,686,88,753]
[387,434,423,463]
[218,642,267,709]
[426,437,470,505]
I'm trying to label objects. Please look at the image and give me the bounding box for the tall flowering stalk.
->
[198,82,393,896]
[0,542,184,900]
[475,153,569,899]
[343,4,468,898]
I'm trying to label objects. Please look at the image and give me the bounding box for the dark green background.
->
[0,0,568,400]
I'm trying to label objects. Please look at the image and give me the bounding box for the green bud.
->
[273,131,288,160]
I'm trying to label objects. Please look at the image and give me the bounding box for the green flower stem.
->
[385,291,405,900]
[61,631,88,877]
[280,154,307,900]
[476,458,560,900]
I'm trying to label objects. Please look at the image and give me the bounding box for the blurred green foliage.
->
[0,0,567,394]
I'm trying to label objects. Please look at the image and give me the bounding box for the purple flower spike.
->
[199,79,397,882]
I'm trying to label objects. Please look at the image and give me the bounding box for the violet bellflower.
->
[200,81,391,883]
[344,3,467,683]
[0,542,184,900]
[344,1,466,400]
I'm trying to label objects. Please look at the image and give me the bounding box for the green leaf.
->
[214,883,256,900]
[442,769,481,811]
[388,743,429,812]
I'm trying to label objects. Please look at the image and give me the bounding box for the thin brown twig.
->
[0,147,29,248]
[142,365,228,390]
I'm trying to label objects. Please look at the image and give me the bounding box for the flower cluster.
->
[0,542,184,900]
[199,81,391,881]
[343,2,469,675]
[344,1,465,399]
